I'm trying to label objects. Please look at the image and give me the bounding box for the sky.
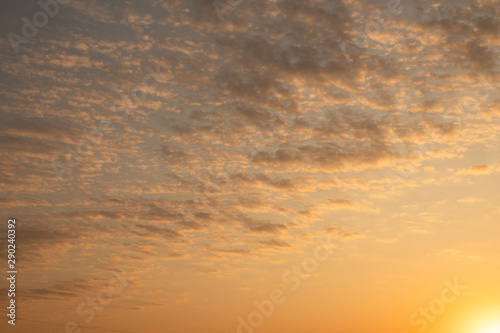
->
[0,0,499,333]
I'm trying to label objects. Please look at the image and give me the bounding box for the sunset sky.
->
[1,0,500,333]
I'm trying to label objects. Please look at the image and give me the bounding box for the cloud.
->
[457,196,484,203]
[247,222,288,234]
[258,239,293,248]
[454,164,493,175]
[326,198,356,209]
[21,277,107,301]
[325,226,343,235]
[210,247,253,255]
[128,301,165,311]
[252,143,398,172]
[341,232,366,240]
[134,224,184,240]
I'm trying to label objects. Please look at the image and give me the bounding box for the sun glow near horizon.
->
[456,305,500,333]
[479,324,500,333]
